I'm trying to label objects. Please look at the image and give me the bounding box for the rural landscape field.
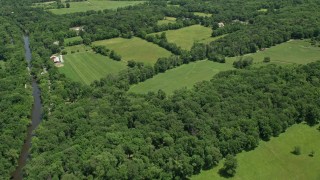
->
[47,0,144,14]
[59,52,126,84]
[93,37,172,64]
[192,124,320,180]
[1,0,320,179]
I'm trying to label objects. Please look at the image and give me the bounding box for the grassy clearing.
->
[129,39,320,95]
[64,36,83,46]
[93,37,171,65]
[63,44,91,54]
[192,124,320,180]
[59,52,126,85]
[194,12,212,17]
[152,25,214,50]
[228,40,320,65]
[49,0,144,15]
[157,17,177,25]
[129,60,233,94]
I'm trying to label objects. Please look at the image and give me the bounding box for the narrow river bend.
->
[11,36,42,180]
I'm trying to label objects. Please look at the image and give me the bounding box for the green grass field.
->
[228,40,320,65]
[152,25,214,50]
[49,0,144,15]
[194,12,212,17]
[64,36,83,46]
[129,40,320,95]
[129,60,233,94]
[157,17,177,25]
[93,37,172,64]
[192,124,320,180]
[59,52,126,85]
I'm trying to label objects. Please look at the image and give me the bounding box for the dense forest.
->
[0,17,33,176]
[25,62,320,179]
[0,0,320,179]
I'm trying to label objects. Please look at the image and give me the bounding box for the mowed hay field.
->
[192,124,320,180]
[152,25,216,50]
[228,40,320,65]
[49,0,144,15]
[129,60,233,94]
[93,37,172,64]
[59,52,126,85]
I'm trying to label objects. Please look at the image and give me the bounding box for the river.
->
[11,36,42,180]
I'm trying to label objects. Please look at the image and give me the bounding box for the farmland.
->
[129,60,233,94]
[93,37,172,64]
[59,52,126,85]
[152,25,214,50]
[49,0,144,15]
[157,17,177,25]
[192,124,320,180]
[130,40,320,95]
[228,40,320,65]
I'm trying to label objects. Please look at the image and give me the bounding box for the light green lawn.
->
[194,12,212,17]
[49,0,144,15]
[64,36,83,46]
[192,124,320,180]
[129,60,233,94]
[93,37,171,65]
[151,25,215,50]
[59,52,126,85]
[227,40,320,65]
[157,17,177,26]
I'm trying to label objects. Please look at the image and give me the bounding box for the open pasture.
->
[228,40,320,65]
[93,37,171,64]
[59,52,126,85]
[129,60,233,94]
[192,124,320,180]
[151,25,215,50]
[49,0,144,15]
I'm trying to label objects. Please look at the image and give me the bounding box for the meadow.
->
[93,37,172,64]
[49,0,144,15]
[157,17,177,25]
[194,12,212,17]
[59,52,126,85]
[152,25,215,50]
[129,60,233,94]
[130,40,320,95]
[228,40,320,65]
[192,124,320,180]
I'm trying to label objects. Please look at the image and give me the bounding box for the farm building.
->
[50,55,64,63]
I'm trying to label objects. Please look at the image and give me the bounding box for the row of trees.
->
[92,45,122,61]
